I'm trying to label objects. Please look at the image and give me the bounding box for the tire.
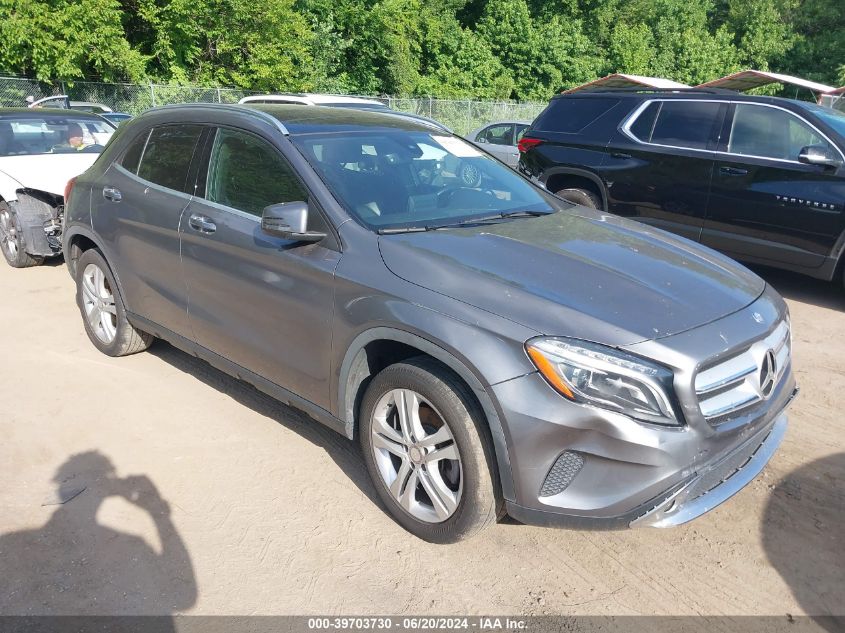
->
[75,248,153,357]
[359,356,501,543]
[0,202,43,268]
[555,187,602,210]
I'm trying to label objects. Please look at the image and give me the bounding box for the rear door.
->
[179,126,340,408]
[91,124,204,339]
[703,103,845,269]
[602,99,727,242]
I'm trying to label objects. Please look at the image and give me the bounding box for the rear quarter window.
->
[120,130,150,174]
[533,97,620,133]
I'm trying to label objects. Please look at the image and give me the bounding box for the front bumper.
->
[495,288,796,529]
[631,409,788,527]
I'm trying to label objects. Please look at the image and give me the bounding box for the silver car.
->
[64,104,796,543]
[466,120,531,167]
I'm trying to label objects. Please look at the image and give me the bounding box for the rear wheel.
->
[0,202,43,268]
[360,357,500,543]
[75,248,153,357]
[555,187,602,210]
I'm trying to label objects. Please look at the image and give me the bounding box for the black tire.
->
[359,356,501,543]
[556,187,602,210]
[75,248,153,357]
[0,202,43,268]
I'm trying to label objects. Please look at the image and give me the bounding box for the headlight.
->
[526,337,681,426]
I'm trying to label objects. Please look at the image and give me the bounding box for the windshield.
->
[804,103,845,138]
[0,116,114,157]
[292,130,554,230]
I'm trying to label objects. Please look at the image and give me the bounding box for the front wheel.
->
[360,357,500,543]
[75,248,153,357]
[0,202,43,268]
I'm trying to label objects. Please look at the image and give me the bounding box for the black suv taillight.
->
[517,137,543,153]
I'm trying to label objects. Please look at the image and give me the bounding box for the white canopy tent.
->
[562,74,690,93]
[696,70,836,96]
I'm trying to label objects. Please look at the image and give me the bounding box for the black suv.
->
[519,90,845,285]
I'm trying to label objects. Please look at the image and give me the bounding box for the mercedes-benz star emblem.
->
[759,349,777,398]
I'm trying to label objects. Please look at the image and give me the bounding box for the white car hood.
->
[0,153,99,198]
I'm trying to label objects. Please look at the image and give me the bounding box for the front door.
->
[602,99,727,242]
[91,124,204,339]
[474,123,520,167]
[703,103,845,269]
[179,126,340,409]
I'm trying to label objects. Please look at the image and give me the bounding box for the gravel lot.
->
[0,258,842,626]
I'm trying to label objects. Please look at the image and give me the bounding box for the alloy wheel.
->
[81,263,118,344]
[0,207,19,258]
[370,388,462,523]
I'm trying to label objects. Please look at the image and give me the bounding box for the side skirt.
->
[127,312,349,438]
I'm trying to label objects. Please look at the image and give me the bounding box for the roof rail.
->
[144,102,290,135]
[562,87,739,95]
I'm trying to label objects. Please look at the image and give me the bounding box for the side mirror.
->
[261,201,326,243]
[798,145,842,168]
[475,137,487,144]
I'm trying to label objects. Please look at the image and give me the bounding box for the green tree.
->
[477,0,597,99]
[415,13,513,98]
[0,0,147,81]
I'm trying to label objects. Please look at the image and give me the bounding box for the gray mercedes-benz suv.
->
[63,104,797,543]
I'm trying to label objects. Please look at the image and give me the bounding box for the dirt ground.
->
[0,257,842,625]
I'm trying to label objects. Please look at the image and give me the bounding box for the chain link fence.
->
[0,76,547,135]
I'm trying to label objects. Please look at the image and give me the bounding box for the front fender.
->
[0,169,23,203]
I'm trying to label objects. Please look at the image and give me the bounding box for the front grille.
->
[695,320,790,423]
[539,451,585,497]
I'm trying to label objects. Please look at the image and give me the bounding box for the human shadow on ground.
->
[762,452,845,632]
[0,451,196,627]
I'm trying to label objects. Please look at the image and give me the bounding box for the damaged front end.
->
[13,189,64,257]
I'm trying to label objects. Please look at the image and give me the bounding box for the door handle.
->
[610,152,632,159]
[719,166,748,176]
[188,214,217,234]
[102,186,122,202]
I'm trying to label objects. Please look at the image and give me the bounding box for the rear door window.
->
[533,97,620,133]
[648,101,723,150]
[137,125,204,192]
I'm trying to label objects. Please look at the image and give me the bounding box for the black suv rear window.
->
[137,125,204,192]
[533,97,620,133]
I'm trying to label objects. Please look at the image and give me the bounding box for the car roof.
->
[139,103,446,135]
[0,107,107,119]
[248,104,442,134]
[551,88,818,111]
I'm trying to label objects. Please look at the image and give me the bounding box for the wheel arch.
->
[338,327,516,501]
[63,226,129,306]
[543,167,608,211]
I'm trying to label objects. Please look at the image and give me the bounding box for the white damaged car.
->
[0,108,114,267]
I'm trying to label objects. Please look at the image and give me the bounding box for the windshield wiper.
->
[432,209,555,229]
[377,209,554,234]
[377,225,437,234]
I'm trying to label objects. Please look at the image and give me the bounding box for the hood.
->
[0,154,100,197]
[378,210,765,346]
